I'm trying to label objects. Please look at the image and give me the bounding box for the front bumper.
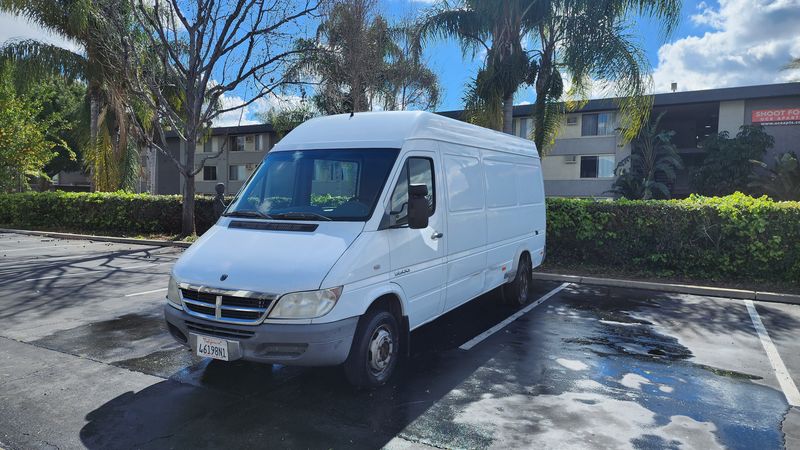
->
[164,305,358,366]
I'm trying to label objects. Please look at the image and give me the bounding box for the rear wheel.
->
[503,253,532,306]
[344,308,399,387]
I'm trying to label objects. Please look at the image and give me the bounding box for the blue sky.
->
[1,0,799,124]
[395,0,800,110]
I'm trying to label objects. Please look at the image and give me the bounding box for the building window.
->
[203,138,212,152]
[513,118,532,138]
[580,155,615,178]
[233,136,245,152]
[581,112,615,136]
[229,165,246,181]
[203,166,217,181]
[253,134,269,152]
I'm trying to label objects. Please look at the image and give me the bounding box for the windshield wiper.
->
[223,210,273,220]
[270,212,332,221]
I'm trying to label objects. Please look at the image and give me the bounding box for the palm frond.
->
[0,0,87,38]
[1,40,86,89]
[414,8,489,59]
[463,75,502,130]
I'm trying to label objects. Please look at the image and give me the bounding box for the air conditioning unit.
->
[566,116,578,126]
[245,136,254,142]
[245,163,255,170]
[564,155,577,164]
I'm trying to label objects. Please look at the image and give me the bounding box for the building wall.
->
[192,133,272,195]
[538,111,628,198]
[718,100,746,135]
[744,97,800,160]
[155,139,181,195]
[155,132,274,196]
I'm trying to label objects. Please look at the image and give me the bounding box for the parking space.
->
[0,232,798,449]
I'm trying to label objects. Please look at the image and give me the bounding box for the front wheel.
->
[343,309,400,387]
[503,253,532,306]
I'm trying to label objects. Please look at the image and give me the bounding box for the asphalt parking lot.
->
[1,231,799,449]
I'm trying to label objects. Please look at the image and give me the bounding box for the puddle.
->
[114,347,201,379]
[31,312,183,368]
[398,285,790,449]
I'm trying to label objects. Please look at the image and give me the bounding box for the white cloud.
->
[0,13,82,53]
[212,92,306,127]
[652,0,800,93]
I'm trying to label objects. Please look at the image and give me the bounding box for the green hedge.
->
[546,192,800,282]
[1,191,798,282]
[0,191,219,235]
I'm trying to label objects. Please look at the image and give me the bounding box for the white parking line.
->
[0,238,48,244]
[0,248,179,266]
[744,299,800,407]
[0,243,89,253]
[459,282,571,351]
[24,262,170,282]
[125,287,168,297]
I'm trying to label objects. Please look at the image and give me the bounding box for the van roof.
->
[272,111,539,158]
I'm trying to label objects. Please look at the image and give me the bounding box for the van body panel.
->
[173,219,364,295]
[440,144,488,311]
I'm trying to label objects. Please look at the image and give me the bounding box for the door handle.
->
[431,232,443,240]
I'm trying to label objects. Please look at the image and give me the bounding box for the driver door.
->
[384,148,447,330]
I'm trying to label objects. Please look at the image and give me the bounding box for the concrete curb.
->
[0,228,192,248]
[533,272,800,306]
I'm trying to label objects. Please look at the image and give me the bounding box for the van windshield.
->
[226,148,400,221]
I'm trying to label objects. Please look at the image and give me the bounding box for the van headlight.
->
[167,276,182,309]
[269,287,343,319]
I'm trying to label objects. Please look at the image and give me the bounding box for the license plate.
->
[196,335,230,361]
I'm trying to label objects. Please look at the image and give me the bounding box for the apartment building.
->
[149,82,799,199]
[501,82,800,198]
[151,124,276,195]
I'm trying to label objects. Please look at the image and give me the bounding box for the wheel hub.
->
[368,325,393,374]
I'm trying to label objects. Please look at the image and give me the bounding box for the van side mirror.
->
[407,184,429,229]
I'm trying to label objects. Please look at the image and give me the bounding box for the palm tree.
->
[415,0,539,133]
[750,152,800,201]
[609,112,683,199]
[291,0,439,115]
[415,0,680,147]
[0,0,138,191]
[530,0,680,151]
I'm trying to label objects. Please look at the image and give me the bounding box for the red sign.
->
[751,108,800,125]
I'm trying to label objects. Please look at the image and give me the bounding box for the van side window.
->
[390,157,435,223]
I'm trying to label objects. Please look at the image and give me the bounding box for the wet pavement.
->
[0,232,799,449]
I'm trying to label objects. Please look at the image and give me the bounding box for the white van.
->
[164,111,546,386]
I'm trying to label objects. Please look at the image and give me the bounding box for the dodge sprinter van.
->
[165,111,546,386]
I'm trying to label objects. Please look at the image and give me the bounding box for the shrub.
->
[0,191,218,235]
[1,191,798,283]
[546,192,800,282]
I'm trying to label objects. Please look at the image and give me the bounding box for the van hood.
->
[172,220,364,294]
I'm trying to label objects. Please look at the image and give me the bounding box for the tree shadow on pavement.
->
[77,283,562,450]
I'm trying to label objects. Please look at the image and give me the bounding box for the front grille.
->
[185,320,255,339]
[182,290,216,303]
[187,303,216,316]
[180,287,276,324]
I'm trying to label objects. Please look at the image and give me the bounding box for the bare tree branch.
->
[110,0,324,235]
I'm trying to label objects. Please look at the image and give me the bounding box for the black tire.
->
[503,253,532,306]
[343,308,400,387]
